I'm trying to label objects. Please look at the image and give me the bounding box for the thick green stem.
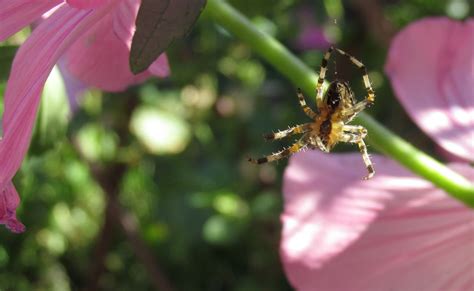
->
[205,0,474,205]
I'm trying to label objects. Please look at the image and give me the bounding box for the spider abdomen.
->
[319,119,332,148]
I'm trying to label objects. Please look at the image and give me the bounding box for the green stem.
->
[205,0,474,205]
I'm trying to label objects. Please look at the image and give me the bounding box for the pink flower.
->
[295,8,330,51]
[280,17,474,291]
[385,18,473,162]
[0,0,170,232]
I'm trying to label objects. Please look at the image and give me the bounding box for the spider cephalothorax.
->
[249,46,376,180]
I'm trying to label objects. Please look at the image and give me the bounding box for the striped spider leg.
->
[248,127,312,164]
[249,46,377,179]
[340,125,374,180]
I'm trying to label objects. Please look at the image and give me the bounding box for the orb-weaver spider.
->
[249,46,376,180]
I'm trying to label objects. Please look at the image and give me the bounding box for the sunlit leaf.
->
[76,123,118,162]
[130,107,190,154]
[30,66,70,153]
[203,215,237,245]
[213,191,249,218]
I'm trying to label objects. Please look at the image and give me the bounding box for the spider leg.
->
[248,135,310,164]
[341,101,370,122]
[316,46,334,103]
[297,88,319,118]
[263,123,313,141]
[357,139,375,180]
[341,125,374,180]
[333,48,376,106]
[342,125,367,137]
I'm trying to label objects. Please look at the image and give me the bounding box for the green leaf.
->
[0,46,18,81]
[130,0,207,74]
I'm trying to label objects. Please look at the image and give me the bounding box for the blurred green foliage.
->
[0,0,471,290]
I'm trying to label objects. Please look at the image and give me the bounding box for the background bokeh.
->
[0,0,471,290]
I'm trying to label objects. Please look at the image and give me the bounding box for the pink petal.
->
[66,0,111,9]
[296,27,330,51]
[111,0,138,48]
[281,151,474,291]
[0,2,120,231]
[148,54,170,77]
[0,182,25,233]
[1,6,88,182]
[63,0,169,92]
[57,59,88,112]
[0,0,62,41]
[385,17,474,162]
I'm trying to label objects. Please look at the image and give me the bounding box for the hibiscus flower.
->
[0,0,170,232]
[280,17,474,291]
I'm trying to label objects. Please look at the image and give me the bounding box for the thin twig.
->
[73,93,175,291]
[110,195,174,291]
[349,0,396,47]
[85,195,116,291]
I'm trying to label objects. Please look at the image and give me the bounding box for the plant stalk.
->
[205,0,474,206]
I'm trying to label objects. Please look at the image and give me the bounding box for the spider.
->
[248,46,376,180]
